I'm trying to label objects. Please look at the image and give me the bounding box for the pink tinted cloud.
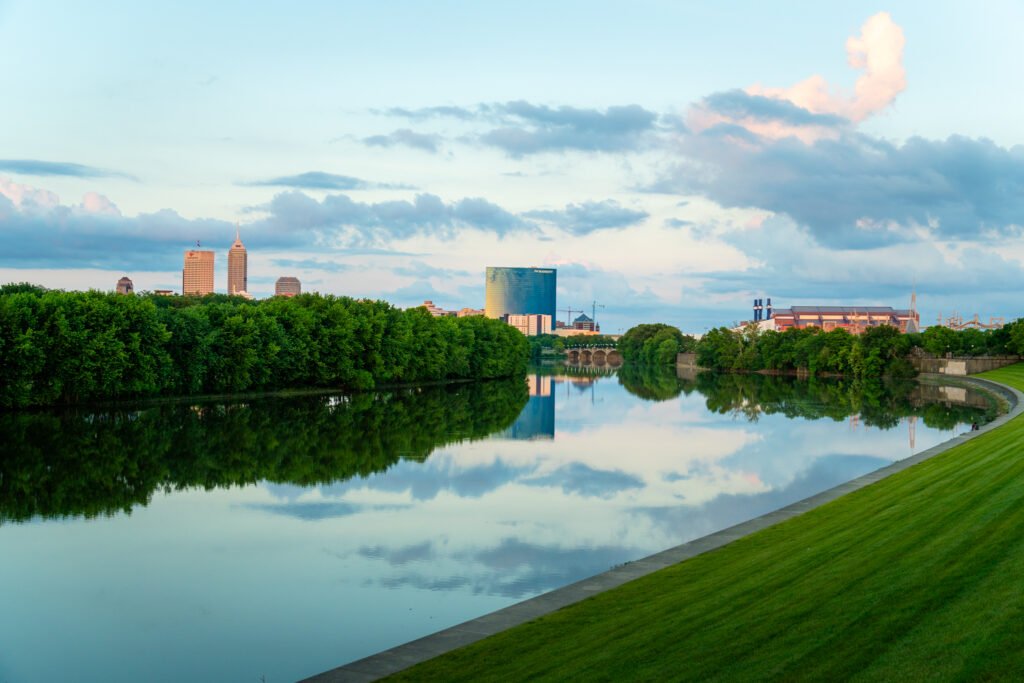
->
[0,176,61,211]
[689,13,906,143]
[748,12,906,124]
[77,192,122,217]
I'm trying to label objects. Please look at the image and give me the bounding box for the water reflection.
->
[0,367,998,683]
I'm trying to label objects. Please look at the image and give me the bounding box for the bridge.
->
[565,345,623,367]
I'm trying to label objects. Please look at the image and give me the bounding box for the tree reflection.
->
[0,379,527,523]
[618,366,996,429]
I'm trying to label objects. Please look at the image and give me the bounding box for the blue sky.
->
[1,1,1023,332]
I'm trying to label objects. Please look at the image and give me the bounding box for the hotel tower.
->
[227,226,247,295]
[182,248,215,296]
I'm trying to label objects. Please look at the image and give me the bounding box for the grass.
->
[391,365,1024,681]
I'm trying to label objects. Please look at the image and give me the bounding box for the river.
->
[0,366,996,682]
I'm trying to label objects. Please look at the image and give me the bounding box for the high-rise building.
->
[484,266,556,320]
[274,276,301,297]
[183,250,214,296]
[115,276,134,295]
[227,226,247,295]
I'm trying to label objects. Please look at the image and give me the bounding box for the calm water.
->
[0,367,994,682]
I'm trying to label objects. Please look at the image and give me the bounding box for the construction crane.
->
[592,300,605,331]
[559,307,582,327]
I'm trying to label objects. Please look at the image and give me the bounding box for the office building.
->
[274,276,301,297]
[572,313,597,332]
[227,227,247,296]
[182,250,214,296]
[115,276,134,295]
[484,266,556,320]
[508,313,553,336]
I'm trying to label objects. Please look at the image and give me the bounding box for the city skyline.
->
[2,3,1023,332]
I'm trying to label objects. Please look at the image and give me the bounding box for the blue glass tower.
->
[484,266,557,319]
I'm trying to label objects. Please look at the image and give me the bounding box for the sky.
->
[1,1,1023,333]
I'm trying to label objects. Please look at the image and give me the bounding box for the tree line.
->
[0,284,529,408]
[620,319,1024,379]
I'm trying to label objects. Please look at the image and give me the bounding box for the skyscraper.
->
[182,249,214,296]
[484,266,557,320]
[227,226,247,295]
[275,276,301,297]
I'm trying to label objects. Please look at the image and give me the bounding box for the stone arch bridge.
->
[565,345,623,367]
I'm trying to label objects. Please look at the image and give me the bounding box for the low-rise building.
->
[115,276,134,295]
[508,313,552,336]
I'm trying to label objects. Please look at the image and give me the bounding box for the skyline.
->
[2,2,1023,333]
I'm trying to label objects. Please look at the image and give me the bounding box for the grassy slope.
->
[393,365,1024,681]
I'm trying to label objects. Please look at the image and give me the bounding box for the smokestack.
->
[766,297,772,320]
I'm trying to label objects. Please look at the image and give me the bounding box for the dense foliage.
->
[0,284,529,407]
[618,324,697,365]
[0,377,528,523]
[692,320,1024,378]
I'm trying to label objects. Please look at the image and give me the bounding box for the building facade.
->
[274,276,301,297]
[508,313,553,336]
[770,306,920,334]
[571,313,597,331]
[115,276,134,295]
[484,266,556,320]
[227,228,247,295]
[182,250,214,296]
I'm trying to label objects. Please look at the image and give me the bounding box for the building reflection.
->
[497,374,555,440]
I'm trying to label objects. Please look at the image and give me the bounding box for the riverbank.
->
[311,364,1024,681]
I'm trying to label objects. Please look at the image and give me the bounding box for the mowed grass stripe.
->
[390,365,1024,681]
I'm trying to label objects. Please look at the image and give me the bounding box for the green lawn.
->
[393,365,1024,681]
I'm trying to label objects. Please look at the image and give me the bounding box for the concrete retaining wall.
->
[910,356,1020,376]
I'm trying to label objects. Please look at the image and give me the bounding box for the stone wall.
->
[677,352,698,368]
[910,356,1020,376]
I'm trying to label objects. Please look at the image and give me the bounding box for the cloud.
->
[379,105,485,121]
[391,260,471,279]
[254,190,531,244]
[480,102,658,156]
[666,130,1024,249]
[379,100,660,155]
[749,12,906,124]
[525,200,649,235]
[362,129,442,153]
[697,215,1024,308]
[526,463,644,499]
[0,159,133,179]
[687,13,905,144]
[271,258,352,273]
[242,171,413,190]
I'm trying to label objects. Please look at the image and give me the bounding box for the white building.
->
[508,313,552,336]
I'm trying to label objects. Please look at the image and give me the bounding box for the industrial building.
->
[484,266,556,321]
